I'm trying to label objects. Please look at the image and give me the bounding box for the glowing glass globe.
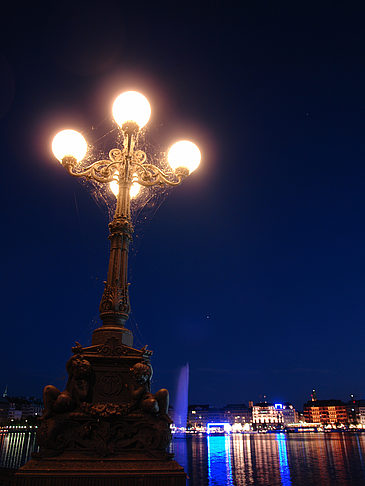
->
[167,140,201,174]
[109,179,119,197]
[130,182,141,198]
[110,177,141,199]
[52,129,87,162]
[112,91,151,130]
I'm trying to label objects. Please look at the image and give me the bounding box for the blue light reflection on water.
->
[276,433,292,486]
[355,434,365,475]
[207,435,233,486]
[4,431,365,485]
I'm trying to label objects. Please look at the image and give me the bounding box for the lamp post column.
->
[93,138,134,347]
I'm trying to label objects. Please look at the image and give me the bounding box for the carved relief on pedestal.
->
[129,362,171,423]
[36,413,172,458]
[100,374,123,396]
[42,354,93,420]
[36,344,173,459]
[98,336,127,356]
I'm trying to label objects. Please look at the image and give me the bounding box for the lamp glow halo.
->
[112,91,151,129]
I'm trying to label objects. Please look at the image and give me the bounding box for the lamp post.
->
[16,91,200,486]
[52,91,200,347]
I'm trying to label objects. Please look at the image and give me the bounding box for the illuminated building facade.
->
[7,407,22,421]
[20,400,43,418]
[359,406,365,426]
[187,404,254,430]
[281,403,298,425]
[1,397,43,422]
[252,403,284,430]
[303,400,348,425]
[346,398,365,425]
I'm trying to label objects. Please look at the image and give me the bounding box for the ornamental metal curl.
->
[109,148,124,162]
[61,141,187,188]
[62,156,118,184]
[133,150,147,164]
[134,163,186,187]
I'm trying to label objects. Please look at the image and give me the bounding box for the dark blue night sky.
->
[1,3,364,410]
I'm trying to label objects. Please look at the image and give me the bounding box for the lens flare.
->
[167,140,201,174]
[112,91,151,129]
[52,129,87,162]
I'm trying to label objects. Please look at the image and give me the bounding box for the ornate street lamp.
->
[16,91,200,485]
[52,91,200,348]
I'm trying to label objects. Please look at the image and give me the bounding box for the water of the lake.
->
[2,431,365,485]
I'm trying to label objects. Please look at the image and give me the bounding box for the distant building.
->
[223,404,252,426]
[0,397,10,423]
[281,403,298,425]
[303,400,348,425]
[21,400,43,418]
[359,406,365,427]
[346,397,365,425]
[8,407,22,421]
[252,402,284,430]
[6,397,43,421]
[187,405,225,428]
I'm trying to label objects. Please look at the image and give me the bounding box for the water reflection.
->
[171,436,189,479]
[207,435,233,486]
[276,433,292,486]
[356,434,365,473]
[3,431,365,485]
[0,432,38,469]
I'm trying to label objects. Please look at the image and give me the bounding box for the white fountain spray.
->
[173,363,189,431]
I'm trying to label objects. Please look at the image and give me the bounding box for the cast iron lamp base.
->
[15,336,186,485]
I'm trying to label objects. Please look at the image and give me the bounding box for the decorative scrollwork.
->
[133,150,147,164]
[61,157,118,184]
[61,144,186,188]
[98,337,126,356]
[109,148,124,162]
[99,284,130,314]
[134,163,187,187]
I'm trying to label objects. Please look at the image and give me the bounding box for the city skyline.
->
[1,382,363,413]
[1,3,365,407]
[2,386,365,432]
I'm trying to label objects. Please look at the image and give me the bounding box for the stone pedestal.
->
[15,337,186,485]
[15,453,186,485]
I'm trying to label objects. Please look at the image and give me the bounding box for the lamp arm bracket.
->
[134,163,185,187]
[62,157,121,184]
